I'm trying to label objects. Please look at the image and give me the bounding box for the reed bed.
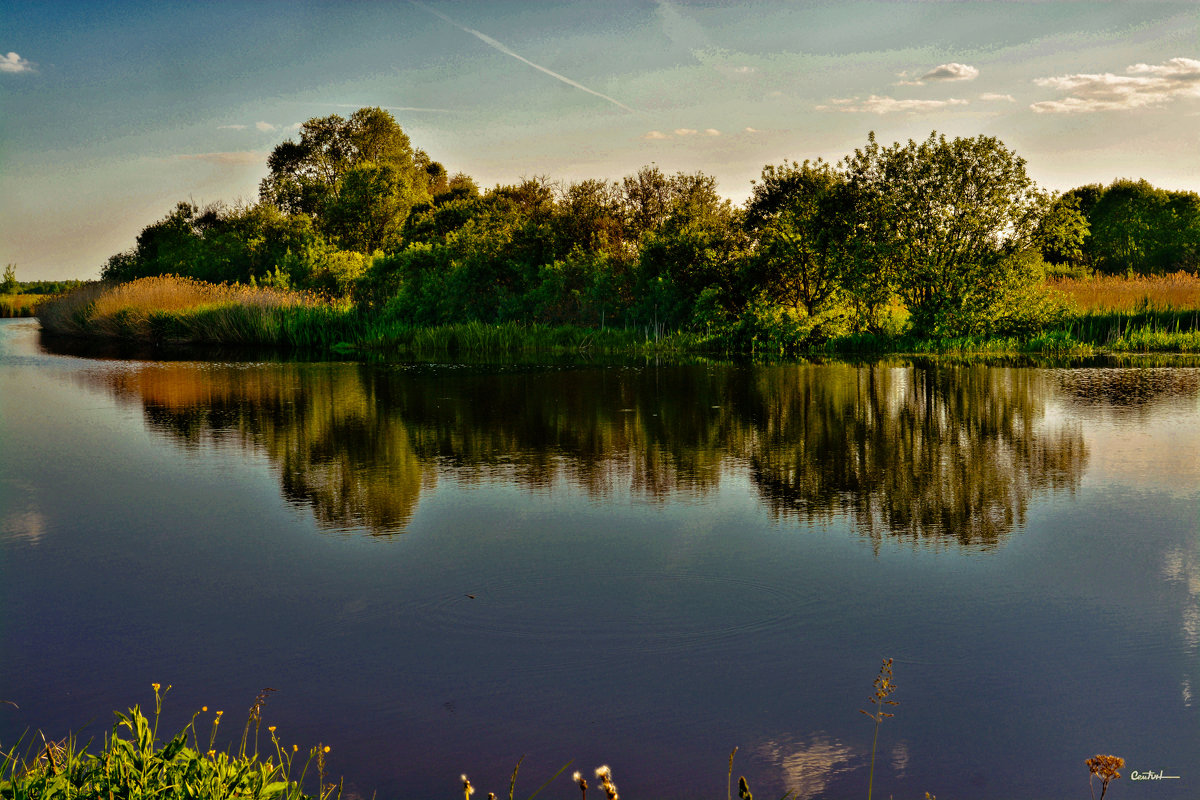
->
[1048,270,1200,312]
[37,276,355,349]
[35,273,1200,356]
[0,295,44,318]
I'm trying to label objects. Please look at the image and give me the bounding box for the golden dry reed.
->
[1049,271,1200,312]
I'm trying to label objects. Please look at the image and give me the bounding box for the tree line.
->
[99,107,1200,342]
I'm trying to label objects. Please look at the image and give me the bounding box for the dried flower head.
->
[151,683,160,693]
[461,773,475,798]
[1087,755,1124,780]
[1087,754,1125,800]
[594,765,618,800]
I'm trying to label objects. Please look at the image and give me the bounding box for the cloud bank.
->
[1,52,34,73]
[1032,57,1200,113]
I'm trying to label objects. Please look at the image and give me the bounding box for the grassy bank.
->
[36,277,712,356]
[36,275,1200,357]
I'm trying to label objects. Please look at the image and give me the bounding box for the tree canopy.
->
[96,113,1200,347]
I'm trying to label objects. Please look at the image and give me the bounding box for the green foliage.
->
[1035,193,1090,267]
[0,691,333,800]
[745,159,851,316]
[88,112,1200,354]
[323,162,419,254]
[1068,179,1200,275]
[1,264,18,295]
[100,202,358,293]
[841,131,1047,336]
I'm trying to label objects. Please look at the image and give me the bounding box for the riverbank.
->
[36,275,1200,356]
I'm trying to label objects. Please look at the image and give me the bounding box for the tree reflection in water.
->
[92,359,1090,548]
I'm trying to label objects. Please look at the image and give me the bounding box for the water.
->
[1,317,1196,799]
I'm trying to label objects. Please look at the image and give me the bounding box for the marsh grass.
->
[0,295,43,319]
[34,274,1200,356]
[0,684,339,800]
[37,278,709,356]
[37,277,362,349]
[1050,270,1200,312]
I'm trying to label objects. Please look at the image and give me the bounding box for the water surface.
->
[1,318,1196,799]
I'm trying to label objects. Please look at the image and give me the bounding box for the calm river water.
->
[1,317,1197,799]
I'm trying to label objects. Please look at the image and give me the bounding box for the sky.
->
[3,0,1200,281]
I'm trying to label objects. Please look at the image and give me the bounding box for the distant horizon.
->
[4,0,1200,281]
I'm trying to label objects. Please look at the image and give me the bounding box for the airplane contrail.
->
[410,0,640,115]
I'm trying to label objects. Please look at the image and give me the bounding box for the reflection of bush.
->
[95,360,1088,547]
[105,363,430,534]
[744,363,1088,548]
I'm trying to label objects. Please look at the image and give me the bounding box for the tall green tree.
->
[745,159,851,316]
[259,107,435,250]
[1035,194,1090,268]
[2,264,19,294]
[1073,179,1200,274]
[842,131,1048,336]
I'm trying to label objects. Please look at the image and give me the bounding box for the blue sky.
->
[3,0,1199,280]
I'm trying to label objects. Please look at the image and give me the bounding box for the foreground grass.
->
[1,687,338,800]
[3,680,1128,800]
[36,275,1200,357]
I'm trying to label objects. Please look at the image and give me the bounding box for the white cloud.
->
[674,128,698,136]
[0,51,34,73]
[922,63,979,82]
[704,128,721,136]
[979,93,1016,102]
[255,121,277,132]
[1032,57,1200,113]
[643,130,670,140]
[817,95,969,114]
[744,127,761,134]
[897,63,979,86]
[176,151,263,166]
